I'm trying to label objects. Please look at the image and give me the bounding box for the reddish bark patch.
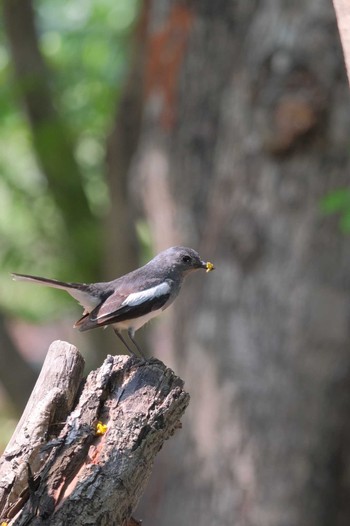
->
[145,4,194,129]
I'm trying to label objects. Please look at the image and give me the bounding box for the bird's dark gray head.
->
[152,246,215,276]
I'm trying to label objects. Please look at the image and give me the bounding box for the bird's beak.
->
[200,260,215,272]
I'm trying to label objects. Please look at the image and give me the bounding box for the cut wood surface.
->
[333,0,350,86]
[0,340,190,525]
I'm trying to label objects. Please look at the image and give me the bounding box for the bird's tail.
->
[12,273,99,310]
[12,272,79,291]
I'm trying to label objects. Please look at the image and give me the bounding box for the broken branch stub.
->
[0,341,189,526]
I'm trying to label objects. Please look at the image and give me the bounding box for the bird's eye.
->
[182,255,191,264]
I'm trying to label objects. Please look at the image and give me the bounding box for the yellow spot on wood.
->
[95,421,107,436]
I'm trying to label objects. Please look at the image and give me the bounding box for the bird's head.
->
[158,246,215,276]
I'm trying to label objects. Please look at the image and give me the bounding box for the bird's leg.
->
[113,329,139,358]
[127,328,147,361]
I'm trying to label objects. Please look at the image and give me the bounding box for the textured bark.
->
[0,341,189,526]
[132,1,350,525]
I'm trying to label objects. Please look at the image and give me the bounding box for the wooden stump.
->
[0,341,190,525]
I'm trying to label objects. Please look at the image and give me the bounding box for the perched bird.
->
[12,246,215,359]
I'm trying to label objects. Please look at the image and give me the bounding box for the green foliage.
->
[320,188,350,232]
[0,0,140,320]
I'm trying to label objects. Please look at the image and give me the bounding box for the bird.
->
[12,246,215,359]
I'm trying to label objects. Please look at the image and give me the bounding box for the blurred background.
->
[1,0,350,524]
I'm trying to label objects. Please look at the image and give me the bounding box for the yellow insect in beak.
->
[206,262,215,272]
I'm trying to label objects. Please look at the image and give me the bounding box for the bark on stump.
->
[0,340,189,525]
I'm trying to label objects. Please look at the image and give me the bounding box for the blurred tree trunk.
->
[104,1,150,280]
[86,2,151,359]
[131,1,350,525]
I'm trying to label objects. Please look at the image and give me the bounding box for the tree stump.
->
[0,340,190,525]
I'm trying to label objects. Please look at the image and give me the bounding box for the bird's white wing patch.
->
[122,282,171,307]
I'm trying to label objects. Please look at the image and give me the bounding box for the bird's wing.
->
[75,282,172,331]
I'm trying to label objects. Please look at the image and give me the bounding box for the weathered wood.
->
[0,341,189,526]
[333,0,350,86]
[0,340,85,517]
